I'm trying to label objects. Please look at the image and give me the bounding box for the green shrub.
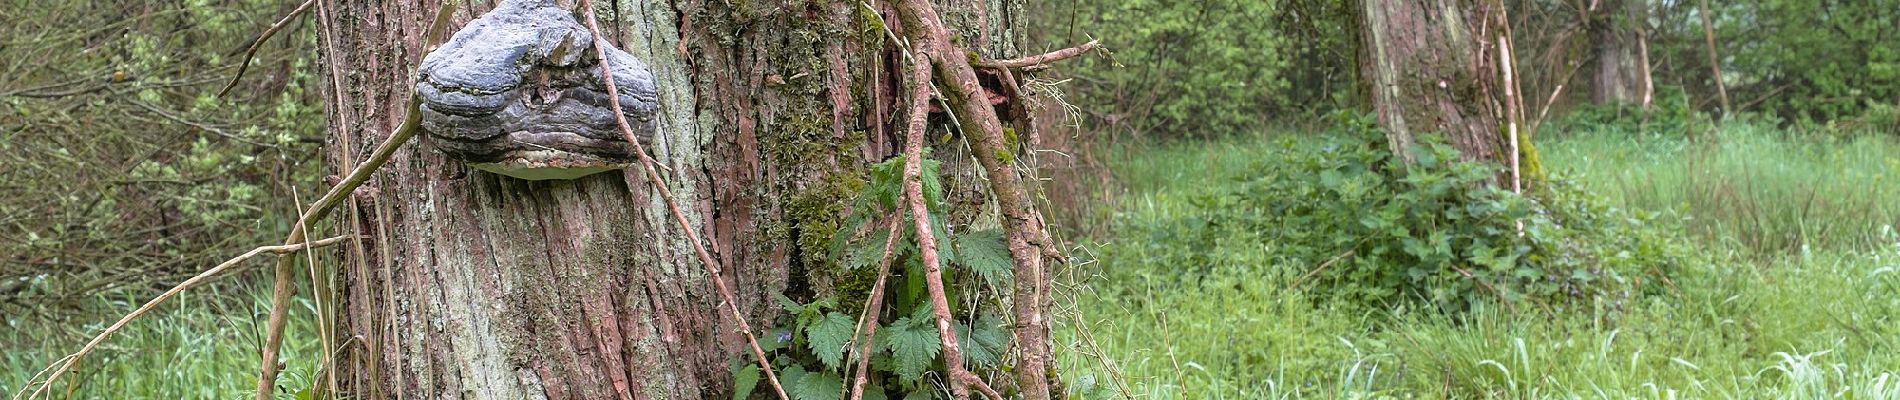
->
[1031,0,1326,139]
[1119,115,1690,312]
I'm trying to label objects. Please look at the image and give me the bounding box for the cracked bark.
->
[315,0,1026,398]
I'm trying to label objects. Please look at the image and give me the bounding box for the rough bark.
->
[1589,0,1647,104]
[1359,0,1508,166]
[312,0,1025,398]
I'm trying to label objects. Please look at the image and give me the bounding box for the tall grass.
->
[1544,126,1900,255]
[2,284,319,399]
[1057,126,1900,398]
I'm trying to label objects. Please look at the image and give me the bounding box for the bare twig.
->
[1290,249,1357,289]
[976,39,1101,69]
[898,48,983,400]
[1696,0,1731,121]
[847,217,904,400]
[253,95,422,400]
[893,1,1060,397]
[216,0,317,98]
[15,235,354,400]
[574,2,789,399]
[1499,34,1523,196]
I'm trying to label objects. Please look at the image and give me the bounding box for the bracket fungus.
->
[416,0,658,180]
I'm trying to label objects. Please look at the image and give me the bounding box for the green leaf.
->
[956,314,1009,369]
[952,229,1014,287]
[883,310,942,383]
[791,370,843,400]
[806,312,856,370]
[860,381,889,400]
[774,292,803,314]
[919,158,945,212]
[731,364,761,400]
[902,389,933,400]
[844,227,894,271]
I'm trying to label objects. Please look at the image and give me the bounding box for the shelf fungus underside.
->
[416,0,659,180]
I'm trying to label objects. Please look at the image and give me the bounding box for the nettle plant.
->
[1181,114,1690,313]
[734,154,1014,400]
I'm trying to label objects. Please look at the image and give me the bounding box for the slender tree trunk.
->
[1590,0,1648,104]
[312,0,1025,398]
[1358,0,1509,166]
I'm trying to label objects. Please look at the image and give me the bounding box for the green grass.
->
[2,284,319,399]
[1545,126,1900,255]
[1057,126,1900,398]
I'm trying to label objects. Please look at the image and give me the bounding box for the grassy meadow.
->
[1055,124,1900,398]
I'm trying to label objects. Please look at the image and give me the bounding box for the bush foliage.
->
[1031,0,1355,139]
[1114,115,1690,312]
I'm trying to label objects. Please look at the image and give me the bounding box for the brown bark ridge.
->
[312,0,1028,398]
[1359,0,1508,166]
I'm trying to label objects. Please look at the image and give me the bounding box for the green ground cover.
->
[1057,125,1900,398]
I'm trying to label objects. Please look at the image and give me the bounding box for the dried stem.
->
[216,0,317,98]
[977,39,1101,69]
[574,2,789,399]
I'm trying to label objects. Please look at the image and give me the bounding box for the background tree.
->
[1358,0,1522,171]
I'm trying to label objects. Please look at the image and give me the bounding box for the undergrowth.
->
[1057,120,1900,398]
[1120,113,1687,313]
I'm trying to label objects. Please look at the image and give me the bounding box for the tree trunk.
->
[1358,0,1509,166]
[1589,0,1647,104]
[313,0,1024,398]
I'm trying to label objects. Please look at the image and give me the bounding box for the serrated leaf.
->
[883,314,942,383]
[806,312,856,370]
[731,364,760,400]
[956,314,1009,369]
[774,292,803,314]
[844,227,894,270]
[903,390,933,400]
[903,257,926,305]
[919,159,945,212]
[781,364,809,396]
[791,370,843,400]
[860,381,889,400]
[952,229,1014,287]
[929,213,956,265]
[761,327,792,354]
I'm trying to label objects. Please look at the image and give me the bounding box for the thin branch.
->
[847,216,905,400]
[976,39,1101,69]
[254,95,422,400]
[894,0,1059,397]
[252,4,455,398]
[573,2,789,400]
[15,235,354,400]
[1696,0,1731,122]
[217,0,317,98]
[898,47,977,400]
